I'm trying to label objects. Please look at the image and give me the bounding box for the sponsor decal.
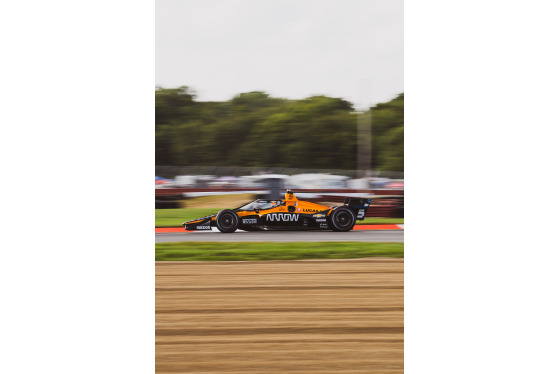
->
[320,223,328,228]
[303,208,318,212]
[315,218,326,222]
[313,213,326,218]
[196,225,211,230]
[266,213,299,222]
[357,209,365,219]
[242,218,257,224]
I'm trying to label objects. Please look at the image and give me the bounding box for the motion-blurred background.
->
[155,0,403,221]
[155,87,403,218]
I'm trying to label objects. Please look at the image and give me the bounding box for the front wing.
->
[183,215,215,230]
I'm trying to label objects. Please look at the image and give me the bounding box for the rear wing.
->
[343,197,371,220]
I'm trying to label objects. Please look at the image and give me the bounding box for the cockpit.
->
[238,199,283,211]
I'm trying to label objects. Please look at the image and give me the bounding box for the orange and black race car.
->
[183,190,371,233]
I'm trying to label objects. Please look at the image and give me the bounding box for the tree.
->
[370,94,404,171]
[155,87,404,172]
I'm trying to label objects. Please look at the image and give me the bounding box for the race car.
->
[183,190,371,233]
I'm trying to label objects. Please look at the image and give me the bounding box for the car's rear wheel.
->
[329,207,356,232]
[216,209,239,233]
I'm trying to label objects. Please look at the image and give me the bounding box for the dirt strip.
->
[156,258,403,373]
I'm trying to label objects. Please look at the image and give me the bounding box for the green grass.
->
[156,208,403,227]
[155,242,404,261]
[156,208,218,227]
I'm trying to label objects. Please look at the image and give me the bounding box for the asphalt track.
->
[155,229,404,243]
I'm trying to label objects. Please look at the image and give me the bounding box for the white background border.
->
[2,0,154,372]
[406,0,560,372]
[2,0,560,372]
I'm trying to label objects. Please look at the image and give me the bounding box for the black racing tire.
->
[216,209,239,233]
[328,206,356,232]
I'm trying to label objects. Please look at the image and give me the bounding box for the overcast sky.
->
[156,0,403,108]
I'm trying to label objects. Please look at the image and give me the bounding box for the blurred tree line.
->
[156,87,403,171]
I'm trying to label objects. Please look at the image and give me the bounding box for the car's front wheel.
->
[216,209,239,233]
[329,207,356,232]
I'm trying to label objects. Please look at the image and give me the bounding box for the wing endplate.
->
[343,198,371,220]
